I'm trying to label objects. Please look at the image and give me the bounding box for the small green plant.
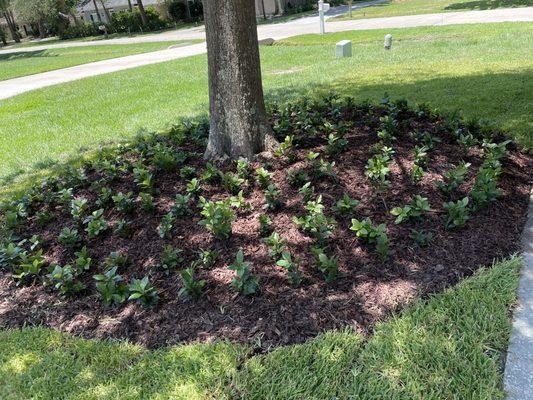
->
[114,219,133,238]
[186,178,202,197]
[180,166,197,180]
[74,246,92,273]
[83,209,108,238]
[158,212,175,239]
[457,132,477,155]
[443,197,470,229]
[221,172,245,195]
[133,165,154,192]
[173,193,192,217]
[104,251,129,270]
[413,146,429,167]
[35,210,54,226]
[264,232,286,258]
[13,250,46,284]
[350,218,390,259]
[128,276,159,307]
[95,187,113,207]
[255,167,273,190]
[94,267,129,306]
[152,143,182,172]
[179,267,206,299]
[258,214,273,237]
[199,199,235,239]
[335,193,359,215]
[410,164,425,183]
[196,248,219,268]
[236,159,251,179]
[365,154,391,191]
[315,159,338,181]
[112,192,135,214]
[46,264,85,297]
[276,252,302,287]
[0,242,24,270]
[263,184,282,210]
[287,168,310,188]
[160,245,184,273]
[293,196,336,242]
[422,132,442,150]
[437,162,471,194]
[139,192,156,213]
[228,249,259,295]
[470,167,501,210]
[274,135,296,160]
[229,190,250,210]
[70,198,89,221]
[312,248,339,283]
[390,196,431,224]
[325,133,348,156]
[298,182,315,202]
[202,163,222,183]
[410,229,433,247]
[58,227,80,248]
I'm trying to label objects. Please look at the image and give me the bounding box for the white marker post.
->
[318,0,330,34]
[384,34,392,50]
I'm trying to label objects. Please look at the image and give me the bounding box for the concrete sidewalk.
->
[0,7,532,100]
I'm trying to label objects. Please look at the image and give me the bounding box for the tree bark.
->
[261,0,267,19]
[137,0,148,26]
[99,0,112,23]
[127,0,133,12]
[37,18,45,38]
[92,0,102,22]
[202,0,276,161]
[3,10,20,43]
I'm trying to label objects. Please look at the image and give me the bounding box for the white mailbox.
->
[319,2,330,12]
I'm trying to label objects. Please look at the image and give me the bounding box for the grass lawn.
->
[0,22,531,192]
[0,41,198,81]
[332,0,532,20]
[0,256,521,399]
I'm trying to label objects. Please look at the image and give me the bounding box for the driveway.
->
[0,6,532,100]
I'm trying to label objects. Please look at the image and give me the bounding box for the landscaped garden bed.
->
[0,95,530,349]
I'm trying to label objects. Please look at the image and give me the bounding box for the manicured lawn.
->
[0,256,521,399]
[0,22,531,191]
[332,0,532,20]
[0,41,198,81]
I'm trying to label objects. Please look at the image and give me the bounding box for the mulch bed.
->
[0,99,531,349]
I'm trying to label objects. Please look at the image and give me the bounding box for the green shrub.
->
[228,249,259,296]
[111,7,166,33]
[443,197,470,229]
[128,276,159,307]
[94,267,129,306]
[199,198,235,239]
[179,267,206,299]
[276,252,302,287]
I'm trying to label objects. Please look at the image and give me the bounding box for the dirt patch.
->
[0,100,530,350]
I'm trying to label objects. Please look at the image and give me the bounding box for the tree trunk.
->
[184,0,191,21]
[37,19,45,38]
[137,0,148,26]
[3,10,20,43]
[202,0,276,161]
[127,0,133,12]
[261,0,267,19]
[99,0,112,23]
[92,0,103,22]
[348,0,353,18]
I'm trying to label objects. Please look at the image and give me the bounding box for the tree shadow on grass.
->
[444,0,532,10]
[0,50,56,61]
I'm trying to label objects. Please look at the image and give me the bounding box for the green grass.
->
[0,41,198,81]
[0,256,521,399]
[0,22,531,189]
[333,0,532,20]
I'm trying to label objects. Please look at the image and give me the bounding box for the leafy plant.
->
[298,182,315,202]
[410,229,433,247]
[274,135,296,160]
[443,197,470,229]
[0,242,24,270]
[114,219,133,238]
[95,187,113,207]
[158,212,175,239]
[13,250,46,284]
[457,132,477,155]
[195,248,219,268]
[365,154,391,191]
[139,192,156,213]
[160,245,184,273]
[315,159,338,181]
[258,215,273,237]
[236,159,251,179]
[74,246,92,273]
[112,192,135,214]
[35,210,54,226]
[293,196,336,242]
[46,264,85,297]
[335,193,359,215]
[104,251,129,270]
[413,146,429,167]
[264,232,286,258]
[133,165,154,193]
[228,249,259,295]
[199,199,235,239]
[173,193,192,217]
[221,172,245,195]
[287,169,310,188]
[276,252,302,287]
[58,227,80,248]
[179,267,206,299]
[312,248,339,283]
[263,184,282,210]
[350,218,390,259]
[152,143,182,172]
[255,167,273,190]
[180,166,197,180]
[71,198,89,221]
[186,178,202,197]
[325,133,348,156]
[470,167,501,210]
[410,164,425,183]
[202,163,222,184]
[390,196,431,224]
[84,209,108,238]
[437,162,471,194]
[128,276,159,307]
[94,267,129,305]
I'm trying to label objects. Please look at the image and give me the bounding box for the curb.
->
[504,189,533,399]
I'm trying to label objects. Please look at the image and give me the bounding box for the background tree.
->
[0,0,20,43]
[137,0,148,26]
[202,0,276,160]
[92,0,102,23]
[12,0,59,38]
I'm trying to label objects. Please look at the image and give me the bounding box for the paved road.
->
[1,6,532,100]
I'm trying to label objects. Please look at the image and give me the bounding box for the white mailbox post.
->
[384,34,392,50]
[318,0,330,34]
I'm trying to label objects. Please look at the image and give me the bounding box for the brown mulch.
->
[0,110,531,350]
